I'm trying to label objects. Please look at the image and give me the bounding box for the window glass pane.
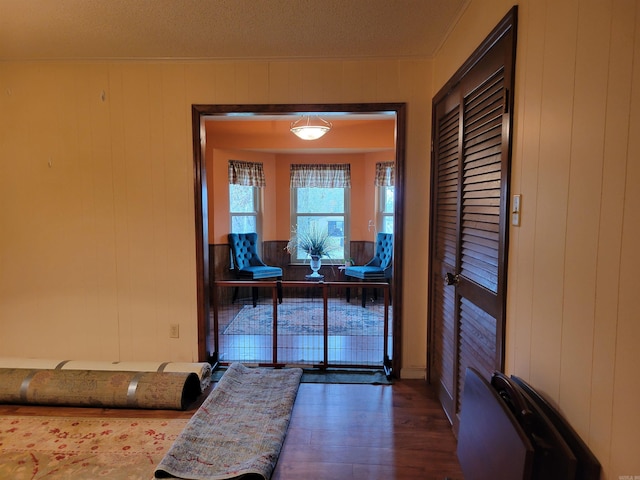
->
[297,188,344,213]
[229,184,255,213]
[383,186,394,213]
[383,216,394,234]
[231,216,256,233]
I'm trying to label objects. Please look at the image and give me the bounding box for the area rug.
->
[223,302,391,336]
[155,362,302,480]
[0,415,188,480]
[0,368,201,410]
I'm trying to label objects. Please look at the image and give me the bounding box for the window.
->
[228,160,264,235]
[229,183,260,233]
[375,162,395,234]
[378,185,394,233]
[290,164,351,262]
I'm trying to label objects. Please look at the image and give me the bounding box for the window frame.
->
[290,186,350,264]
[376,184,395,234]
[229,183,263,238]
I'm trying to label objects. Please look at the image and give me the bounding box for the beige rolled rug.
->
[0,368,201,410]
[0,358,212,392]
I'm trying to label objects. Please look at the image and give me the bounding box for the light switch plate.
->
[512,194,522,226]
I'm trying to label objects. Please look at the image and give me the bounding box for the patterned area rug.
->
[155,363,302,480]
[223,302,390,336]
[0,416,188,479]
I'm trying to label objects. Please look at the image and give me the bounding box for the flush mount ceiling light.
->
[290,115,332,140]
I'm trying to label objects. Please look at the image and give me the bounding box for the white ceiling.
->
[0,0,468,61]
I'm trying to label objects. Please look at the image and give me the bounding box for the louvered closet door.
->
[429,9,516,428]
[430,94,461,421]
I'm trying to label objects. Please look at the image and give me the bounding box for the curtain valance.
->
[290,164,351,188]
[228,160,266,187]
[374,162,395,187]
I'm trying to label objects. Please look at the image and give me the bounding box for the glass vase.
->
[309,255,322,277]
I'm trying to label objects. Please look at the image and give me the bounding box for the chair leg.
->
[252,287,258,308]
[277,280,283,304]
[362,287,367,308]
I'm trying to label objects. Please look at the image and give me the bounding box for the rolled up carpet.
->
[0,358,212,392]
[0,368,201,410]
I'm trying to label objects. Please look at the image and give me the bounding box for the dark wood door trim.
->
[191,103,406,377]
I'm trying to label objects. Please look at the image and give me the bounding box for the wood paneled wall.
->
[0,58,432,376]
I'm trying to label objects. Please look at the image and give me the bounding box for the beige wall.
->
[434,1,639,478]
[0,59,433,375]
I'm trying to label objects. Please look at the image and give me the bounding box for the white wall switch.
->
[512,194,522,226]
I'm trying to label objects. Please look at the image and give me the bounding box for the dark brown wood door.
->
[428,8,517,428]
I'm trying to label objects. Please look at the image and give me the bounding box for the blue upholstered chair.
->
[228,233,283,307]
[345,232,393,307]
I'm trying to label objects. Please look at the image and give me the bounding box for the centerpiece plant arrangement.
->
[286,224,339,278]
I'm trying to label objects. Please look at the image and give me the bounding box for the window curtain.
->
[290,164,351,188]
[374,162,395,187]
[228,160,266,187]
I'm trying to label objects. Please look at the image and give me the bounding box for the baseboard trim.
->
[400,367,426,380]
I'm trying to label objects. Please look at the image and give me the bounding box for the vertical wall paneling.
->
[267,62,295,104]
[560,0,612,441]
[609,1,640,474]
[528,1,578,400]
[507,0,546,383]
[161,64,198,358]
[590,0,636,470]
[83,64,121,359]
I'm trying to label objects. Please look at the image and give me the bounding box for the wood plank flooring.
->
[273,380,463,480]
[0,379,463,480]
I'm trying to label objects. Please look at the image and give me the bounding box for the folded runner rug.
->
[0,415,188,480]
[223,302,391,336]
[155,362,302,480]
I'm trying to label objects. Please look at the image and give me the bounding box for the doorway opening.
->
[191,103,406,376]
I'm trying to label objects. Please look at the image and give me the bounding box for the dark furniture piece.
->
[491,372,577,480]
[344,232,393,307]
[228,232,282,307]
[510,375,601,480]
[457,367,535,480]
[457,367,600,480]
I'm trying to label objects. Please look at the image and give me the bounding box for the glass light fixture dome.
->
[290,115,332,140]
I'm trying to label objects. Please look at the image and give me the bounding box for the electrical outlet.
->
[169,324,180,338]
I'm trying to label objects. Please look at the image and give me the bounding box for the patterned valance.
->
[290,164,351,188]
[374,162,395,187]
[228,160,266,187]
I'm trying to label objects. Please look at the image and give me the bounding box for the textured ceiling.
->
[0,0,468,61]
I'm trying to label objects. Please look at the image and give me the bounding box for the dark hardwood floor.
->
[273,381,463,480]
[0,380,463,480]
